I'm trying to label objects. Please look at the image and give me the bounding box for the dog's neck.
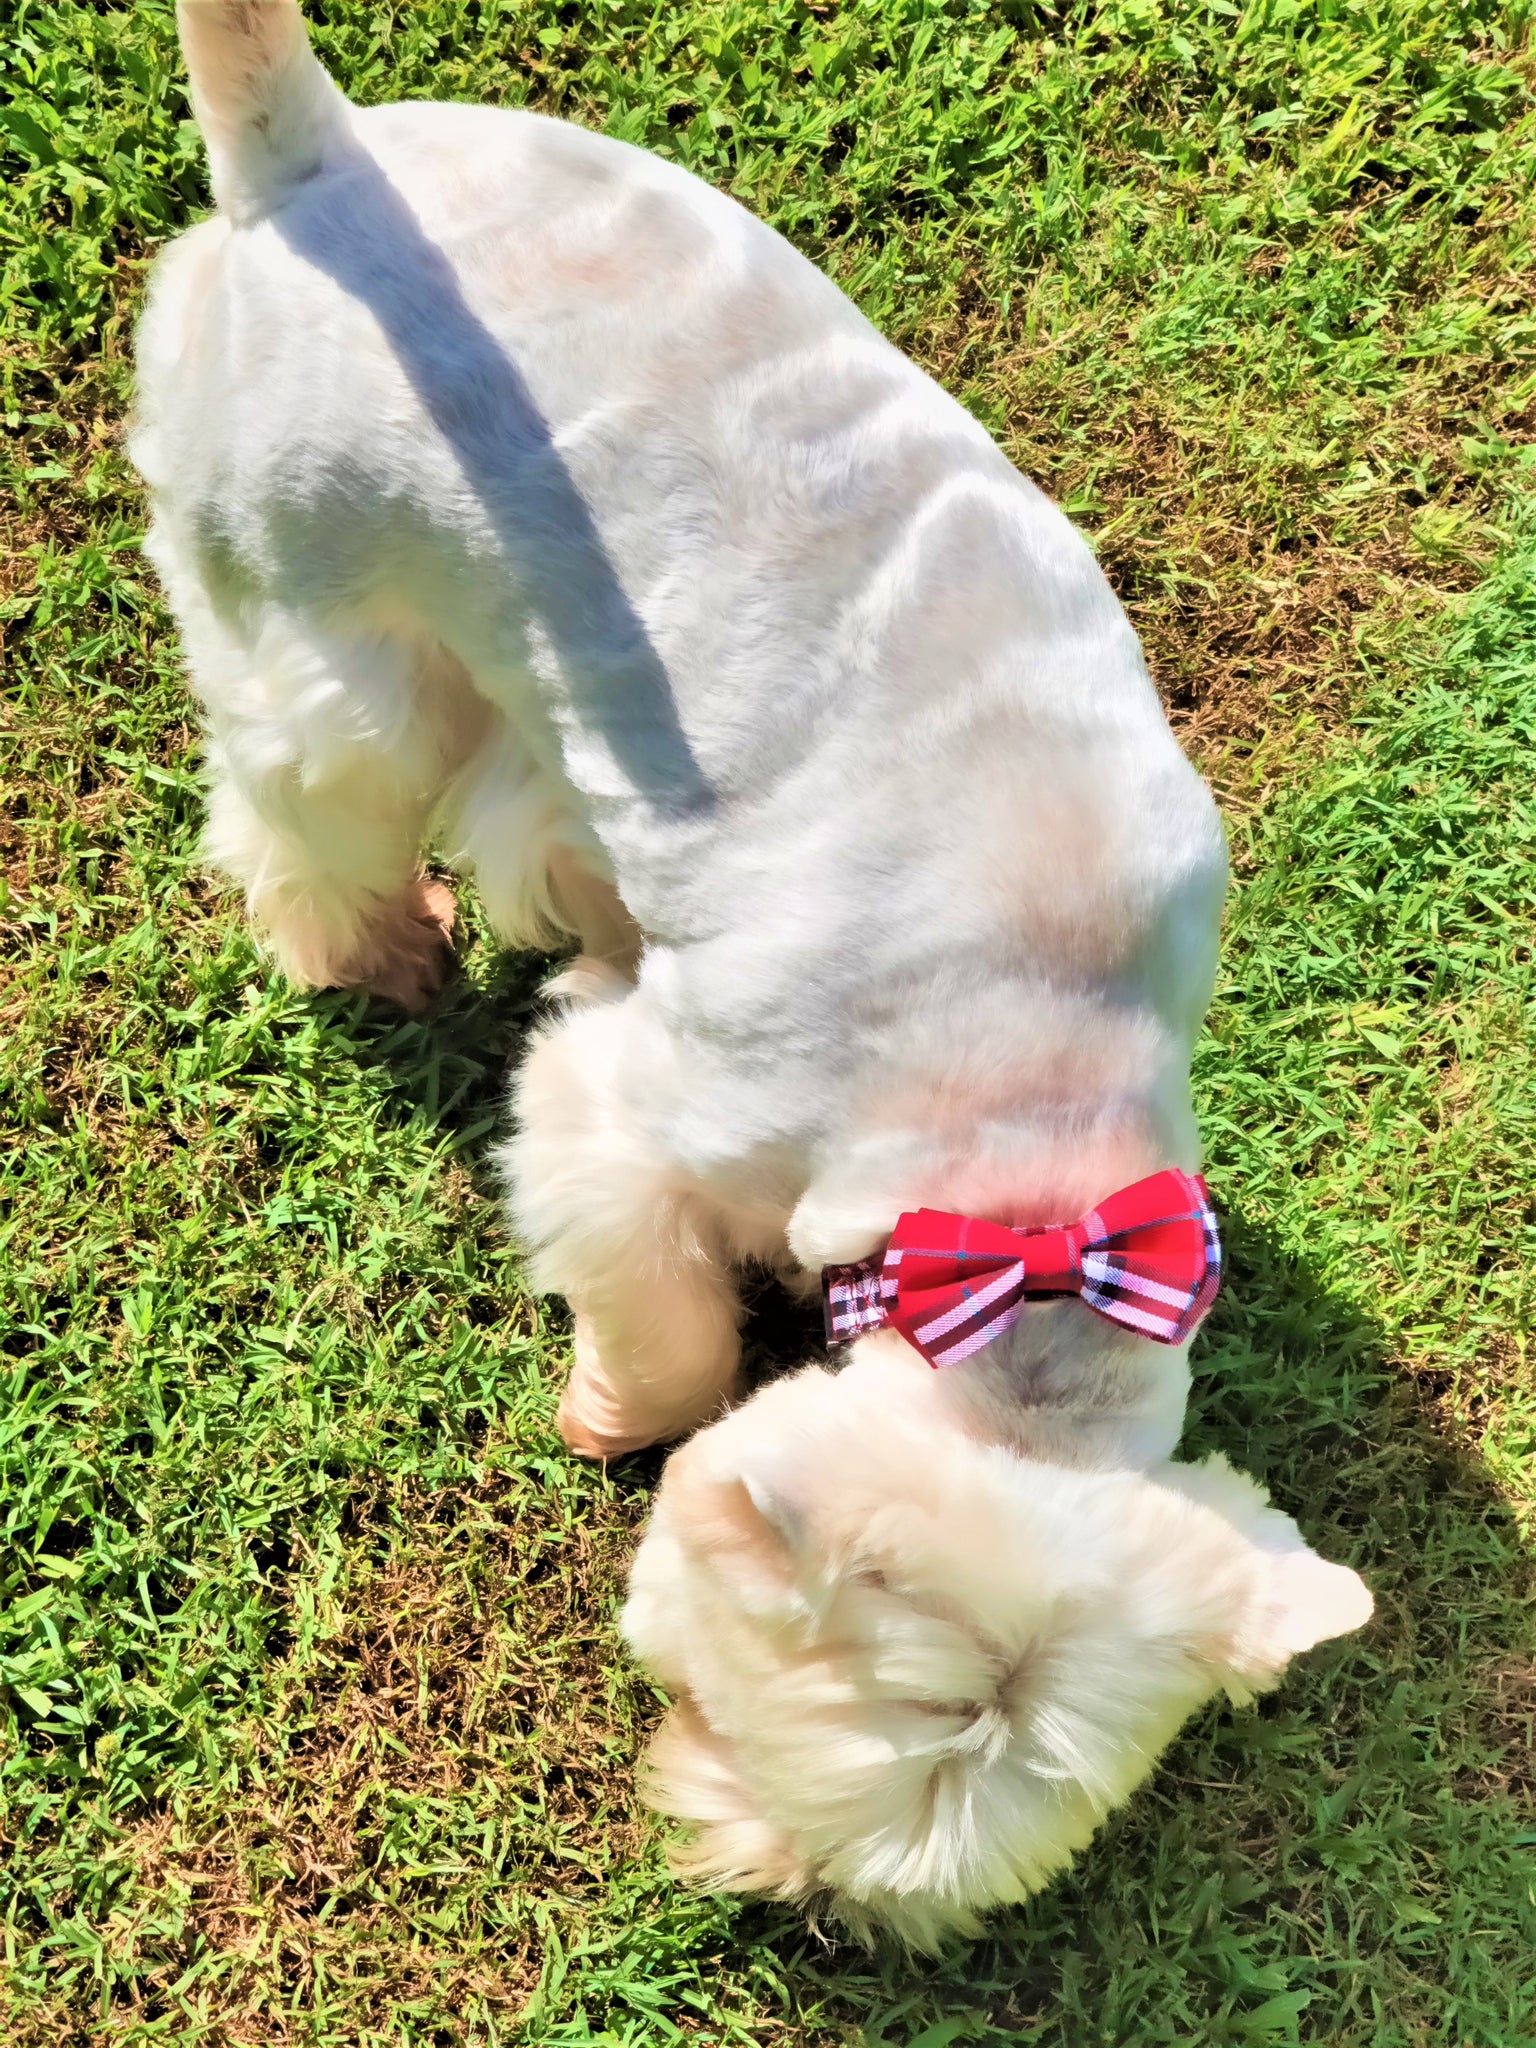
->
[792,1008,1203,1475]
[793,973,1201,1265]
[901,1122,1174,1233]
[833,1193,1196,1475]
[793,1077,1196,1273]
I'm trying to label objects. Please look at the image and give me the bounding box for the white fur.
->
[137,2,1372,1941]
[623,1358,1372,1947]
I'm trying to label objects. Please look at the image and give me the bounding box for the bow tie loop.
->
[822,1169,1221,1368]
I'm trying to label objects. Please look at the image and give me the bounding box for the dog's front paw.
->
[556,1319,744,1461]
[361,875,458,1011]
[557,1371,663,1461]
[556,1390,651,1461]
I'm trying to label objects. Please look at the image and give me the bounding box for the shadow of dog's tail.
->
[176,0,356,224]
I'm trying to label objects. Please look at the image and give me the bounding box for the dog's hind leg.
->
[446,717,644,978]
[184,597,483,1007]
[504,989,744,1457]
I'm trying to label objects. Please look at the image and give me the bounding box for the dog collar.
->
[822,1169,1221,1367]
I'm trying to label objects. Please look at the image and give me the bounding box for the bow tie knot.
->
[822,1169,1221,1368]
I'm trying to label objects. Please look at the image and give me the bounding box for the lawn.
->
[2,0,1534,2042]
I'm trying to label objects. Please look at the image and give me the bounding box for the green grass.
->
[3,0,1535,2041]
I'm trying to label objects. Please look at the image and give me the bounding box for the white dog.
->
[136,1,1372,1946]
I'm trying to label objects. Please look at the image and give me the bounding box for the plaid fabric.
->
[822,1169,1221,1368]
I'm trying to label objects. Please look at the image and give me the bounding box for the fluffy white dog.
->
[137,1,1372,1945]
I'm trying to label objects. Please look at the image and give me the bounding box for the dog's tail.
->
[176,1,353,224]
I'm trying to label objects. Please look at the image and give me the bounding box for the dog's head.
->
[621,1363,1371,1949]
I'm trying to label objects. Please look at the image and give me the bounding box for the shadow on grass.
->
[716,1212,1536,2043]
[310,927,832,1366]
[304,934,550,1200]
[306,967,1536,2041]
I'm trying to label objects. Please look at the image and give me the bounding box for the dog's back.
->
[141,0,1230,1265]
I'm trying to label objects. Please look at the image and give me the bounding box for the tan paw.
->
[556,1379,659,1461]
[556,1329,745,1461]
[360,874,458,1011]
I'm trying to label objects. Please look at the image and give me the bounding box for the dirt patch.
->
[1461,1658,1536,1804]
[1014,384,1494,778]
[904,251,1535,791]
[83,1470,653,2047]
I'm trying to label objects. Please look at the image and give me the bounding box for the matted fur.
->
[140,2,1374,1943]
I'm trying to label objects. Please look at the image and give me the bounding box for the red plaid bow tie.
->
[822,1169,1221,1368]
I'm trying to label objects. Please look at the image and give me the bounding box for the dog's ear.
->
[657,1429,824,1623]
[1227,1544,1373,1692]
[738,1444,812,1560]
[1162,1452,1373,1696]
[642,1698,815,1899]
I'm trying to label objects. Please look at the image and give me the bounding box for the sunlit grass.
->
[2,2,1533,2041]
